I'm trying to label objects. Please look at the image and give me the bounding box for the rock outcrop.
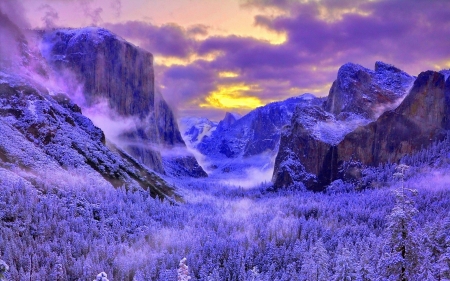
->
[324,61,415,119]
[337,71,449,166]
[41,28,206,177]
[273,68,450,191]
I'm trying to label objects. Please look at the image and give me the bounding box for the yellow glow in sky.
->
[433,60,450,70]
[200,84,264,110]
[219,71,239,78]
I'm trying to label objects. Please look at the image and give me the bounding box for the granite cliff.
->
[324,61,414,119]
[41,28,206,178]
[272,63,449,191]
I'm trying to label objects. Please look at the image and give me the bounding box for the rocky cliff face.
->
[324,61,415,119]
[337,71,449,166]
[0,72,178,200]
[273,67,450,191]
[41,28,206,178]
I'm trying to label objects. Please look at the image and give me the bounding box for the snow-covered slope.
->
[0,71,179,201]
[179,117,218,147]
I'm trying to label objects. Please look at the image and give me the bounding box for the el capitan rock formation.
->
[41,28,207,178]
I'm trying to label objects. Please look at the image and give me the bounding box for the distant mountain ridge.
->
[180,94,324,177]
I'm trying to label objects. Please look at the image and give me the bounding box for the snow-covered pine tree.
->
[0,259,9,281]
[301,239,330,281]
[248,266,261,281]
[418,247,438,281]
[178,257,191,281]
[439,249,450,281]
[93,272,109,281]
[332,247,360,281]
[379,164,421,281]
[437,214,450,280]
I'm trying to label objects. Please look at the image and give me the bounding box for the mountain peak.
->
[324,61,415,119]
[217,112,241,130]
[374,61,405,74]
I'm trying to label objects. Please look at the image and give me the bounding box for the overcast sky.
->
[13,0,450,120]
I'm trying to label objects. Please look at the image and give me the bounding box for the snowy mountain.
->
[180,94,324,182]
[179,117,218,147]
[0,71,178,200]
[41,27,207,178]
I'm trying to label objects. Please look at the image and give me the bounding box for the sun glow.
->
[433,60,450,70]
[219,71,240,78]
[200,84,264,110]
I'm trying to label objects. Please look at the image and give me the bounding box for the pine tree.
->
[93,272,109,281]
[178,257,191,281]
[418,247,438,281]
[379,164,420,281]
[0,259,8,281]
[437,214,450,280]
[332,247,359,281]
[301,239,330,281]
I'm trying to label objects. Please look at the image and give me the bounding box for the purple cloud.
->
[106,21,197,58]
[105,0,450,120]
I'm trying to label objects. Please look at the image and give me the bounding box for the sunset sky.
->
[13,0,450,120]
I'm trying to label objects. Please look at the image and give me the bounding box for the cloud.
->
[187,24,209,37]
[40,4,59,29]
[110,0,121,18]
[41,0,448,120]
[105,21,197,58]
[79,0,103,26]
[0,0,30,30]
[172,0,450,118]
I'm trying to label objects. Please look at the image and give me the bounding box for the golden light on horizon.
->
[219,71,240,78]
[433,60,450,70]
[200,83,264,110]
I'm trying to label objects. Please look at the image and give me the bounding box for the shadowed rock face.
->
[42,28,207,178]
[337,71,449,167]
[273,68,450,191]
[324,61,415,119]
[42,28,154,117]
[272,106,336,191]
